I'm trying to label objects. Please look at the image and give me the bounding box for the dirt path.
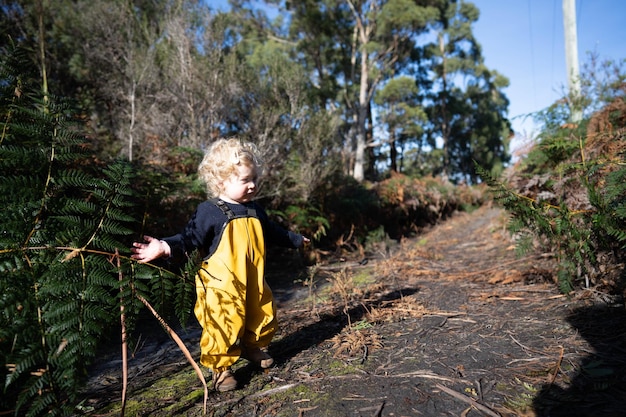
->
[81,206,626,417]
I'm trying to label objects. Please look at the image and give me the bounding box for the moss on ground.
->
[96,368,205,416]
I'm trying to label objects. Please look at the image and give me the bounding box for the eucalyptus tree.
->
[420,0,510,181]
[157,5,246,151]
[1,0,173,160]
[0,0,82,100]
[451,70,511,183]
[224,1,343,203]
[284,0,439,181]
[374,75,426,173]
[56,0,183,161]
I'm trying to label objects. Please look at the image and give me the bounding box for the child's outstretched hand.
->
[130,236,170,263]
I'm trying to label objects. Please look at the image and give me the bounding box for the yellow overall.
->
[193,205,276,371]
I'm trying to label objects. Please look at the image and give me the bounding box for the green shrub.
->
[479,56,626,294]
[0,45,194,417]
[477,127,625,294]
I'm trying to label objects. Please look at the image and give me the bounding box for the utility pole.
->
[563,0,582,122]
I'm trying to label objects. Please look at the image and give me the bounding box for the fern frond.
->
[18,376,64,417]
[175,251,202,325]
[54,169,95,189]
[476,161,598,292]
[5,346,45,387]
[1,45,148,416]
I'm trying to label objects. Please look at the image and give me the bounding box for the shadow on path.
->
[533,303,626,417]
[234,287,419,386]
[273,287,419,361]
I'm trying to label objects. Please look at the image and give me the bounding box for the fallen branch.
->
[248,383,300,399]
[391,370,471,384]
[135,293,208,415]
[435,383,501,417]
[115,250,128,417]
[372,401,385,417]
[549,346,565,385]
[297,406,318,417]
[509,333,546,356]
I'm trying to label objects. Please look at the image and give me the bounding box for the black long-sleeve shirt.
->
[162,199,304,261]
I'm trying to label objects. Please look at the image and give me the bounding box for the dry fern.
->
[367,298,427,323]
[330,328,384,359]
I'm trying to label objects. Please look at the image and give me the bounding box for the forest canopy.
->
[1,0,511,189]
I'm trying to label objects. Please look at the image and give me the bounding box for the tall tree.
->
[374,75,426,173]
[421,0,510,181]
[450,70,511,183]
[223,1,344,203]
[27,0,246,161]
[60,0,167,161]
[155,5,243,151]
[285,0,439,181]
[0,0,76,98]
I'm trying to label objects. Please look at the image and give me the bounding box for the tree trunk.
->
[353,43,369,182]
[439,33,450,179]
[390,135,398,173]
[128,82,136,162]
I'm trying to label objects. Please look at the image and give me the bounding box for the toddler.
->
[131,138,308,391]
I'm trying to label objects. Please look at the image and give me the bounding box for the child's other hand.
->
[130,236,170,263]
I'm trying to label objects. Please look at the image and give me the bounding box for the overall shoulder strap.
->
[212,198,258,220]
[213,198,235,220]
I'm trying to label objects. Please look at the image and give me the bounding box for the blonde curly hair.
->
[198,138,263,197]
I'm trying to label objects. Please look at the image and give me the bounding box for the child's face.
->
[220,164,258,203]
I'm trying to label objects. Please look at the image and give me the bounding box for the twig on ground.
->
[372,401,385,417]
[475,379,483,402]
[135,293,208,415]
[116,249,127,417]
[297,406,318,417]
[509,333,546,356]
[248,383,299,399]
[506,356,554,365]
[435,383,501,417]
[549,346,565,385]
[391,370,471,384]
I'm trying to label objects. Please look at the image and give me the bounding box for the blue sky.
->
[472,0,626,151]
[212,1,626,153]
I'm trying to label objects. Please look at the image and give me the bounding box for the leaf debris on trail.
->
[81,206,626,417]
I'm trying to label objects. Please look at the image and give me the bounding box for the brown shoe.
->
[242,347,274,369]
[213,368,237,392]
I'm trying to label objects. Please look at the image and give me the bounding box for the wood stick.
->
[372,402,385,417]
[549,346,565,385]
[135,293,209,415]
[116,249,128,417]
[297,406,318,417]
[435,383,501,417]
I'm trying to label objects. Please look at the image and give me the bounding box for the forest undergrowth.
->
[1,40,624,417]
[79,204,626,417]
